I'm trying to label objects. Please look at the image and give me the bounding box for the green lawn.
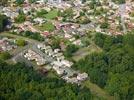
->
[45,9,58,19]
[35,22,55,32]
[72,43,102,61]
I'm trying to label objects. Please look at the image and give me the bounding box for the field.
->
[45,9,58,19]
[34,22,55,32]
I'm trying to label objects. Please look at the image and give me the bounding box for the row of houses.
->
[37,43,88,84]
[63,72,88,84]
[24,49,47,66]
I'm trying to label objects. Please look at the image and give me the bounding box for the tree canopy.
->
[73,33,134,100]
[0,60,93,100]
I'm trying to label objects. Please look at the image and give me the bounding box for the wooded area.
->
[73,32,134,100]
[0,61,93,100]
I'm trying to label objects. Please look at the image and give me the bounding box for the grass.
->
[45,9,58,19]
[72,43,102,61]
[34,22,55,32]
[83,80,114,100]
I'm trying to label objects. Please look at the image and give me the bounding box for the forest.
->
[0,60,94,100]
[73,32,134,100]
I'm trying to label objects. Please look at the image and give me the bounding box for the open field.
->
[72,43,102,61]
[45,9,58,19]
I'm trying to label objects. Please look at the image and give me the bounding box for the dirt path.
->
[82,80,114,100]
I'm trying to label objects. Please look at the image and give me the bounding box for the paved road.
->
[119,4,127,33]
[31,45,53,63]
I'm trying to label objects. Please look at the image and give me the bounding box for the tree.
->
[16,0,24,5]
[94,32,106,48]
[16,39,26,46]
[28,0,36,3]
[0,14,8,32]
[100,22,109,29]
[74,33,134,99]
[51,37,61,49]
[36,9,48,17]
[15,14,26,23]
[0,60,92,100]
[64,44,79,57]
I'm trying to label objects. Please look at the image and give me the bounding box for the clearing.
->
[72,43,102,61]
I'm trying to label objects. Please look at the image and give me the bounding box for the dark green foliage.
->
[112,0,125,4]
[100,22,109,29]
[15,14,26,23]
[16,0,24,5]
[50,37,61,49]
[0,61,92,100]
[0,14,8,32]
[74,33,134,99]
[0,52,11,60]
[64,44,79,58]
[36,9,48,17]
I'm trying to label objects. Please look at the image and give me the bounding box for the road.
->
[119,4,127,33]
[0,32,41,56]
[0,32,41,44]
[31,45,53,63]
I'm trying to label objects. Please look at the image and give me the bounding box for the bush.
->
[0,52,11,60]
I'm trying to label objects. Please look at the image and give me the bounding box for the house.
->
[53,65,65,75]
[53,52,63,58]
[33,18,45,25]
[36,58,46,66]
[37,44,44,49]
[36,0,46,4]
[56,55,65,61]
[54,49,60,53]
[69,37,76,42]
[48,50,54,56]
[23,7,31,15]
[0,38,17,52]
[42,31,50,37]
[61,60,73,67]
[66,77,79,84]
[48,0,62,4]
[73,39,82,46]
[77,73,88,81]
[24,49,46,66]
[44,46,51,50]
[45,48,53,54]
